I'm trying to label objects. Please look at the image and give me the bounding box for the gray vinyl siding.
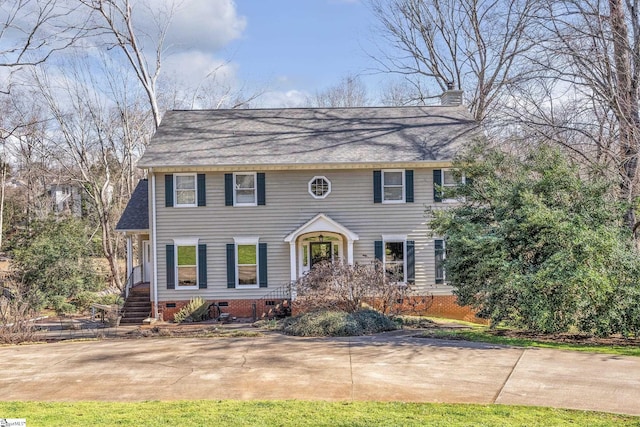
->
[154,168,454,301]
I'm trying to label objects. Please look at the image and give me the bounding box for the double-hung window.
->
[176,244,197,288]
[434,169,464,203]
[175,174,197,207]
[384,240,405,282]
[376,236,415,284]
[227,237,268,289]
[234,172,257,206]
[166,238,207,290]
[237,243,258,286]
[382,170,405,203]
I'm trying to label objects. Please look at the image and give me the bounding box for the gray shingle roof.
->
[137,106,480,168]
[116,179,148,231]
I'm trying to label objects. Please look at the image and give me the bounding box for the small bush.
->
[97,293,123,307]
[173,297,209,324]
[283,309,398,337]
[73,291,99,313]
[351,309,398,334]
[49,295,76,316]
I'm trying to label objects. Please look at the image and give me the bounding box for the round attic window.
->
[308,176,331,199]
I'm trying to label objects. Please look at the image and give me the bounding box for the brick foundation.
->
[397,295,488,324]
[158,299,290,322]
[158,295,486,324]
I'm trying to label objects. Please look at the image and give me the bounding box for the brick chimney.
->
[440,81,463,106]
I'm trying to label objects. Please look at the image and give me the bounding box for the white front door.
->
[142,240,152,282]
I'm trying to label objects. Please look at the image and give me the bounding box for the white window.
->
[442,169,465,203]
[308,176,331,199]
[234,237,259,288]
[175,174,197,207]
[174,238,199,289]
[234,172,257,206]
[382,170,405,203]
[382,235,406,283]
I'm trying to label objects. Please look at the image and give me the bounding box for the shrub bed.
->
[283,309,398,337]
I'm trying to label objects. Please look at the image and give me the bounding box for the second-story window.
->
[308,176,331,199]
[382,170,405,203]
[175,174,196,207]
[234,172,257,206]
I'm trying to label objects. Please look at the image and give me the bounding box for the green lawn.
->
[0,401,637,427]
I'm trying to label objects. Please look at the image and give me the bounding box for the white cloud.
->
[164,0,246,53]
[256,90,310,108]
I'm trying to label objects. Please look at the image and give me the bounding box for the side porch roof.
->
[116,179,149,232]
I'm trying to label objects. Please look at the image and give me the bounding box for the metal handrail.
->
[124,265,142,299]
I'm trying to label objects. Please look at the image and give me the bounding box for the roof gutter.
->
[136,160,456,173]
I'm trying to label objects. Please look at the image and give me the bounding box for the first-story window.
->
[435,239,445,284]
[177,244,197,288]
[175,174,197,206]
[384,240,405,282]
[227,237,267,289]
[237,244,258,286]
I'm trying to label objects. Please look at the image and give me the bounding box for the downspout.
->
[150,169,159,319]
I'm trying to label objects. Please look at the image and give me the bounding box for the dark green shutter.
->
[198,244,207,289]
[374,240,383,261]
[465,175,472,189]
[197,174,206,207]
[259,243,267,287]
[406,170,414,203]
[406,240,415,284]
[165,174,174,207]
[373,170,382,203]
[435,239,444,284]
[226,243,236,288]
[166,244,175,289]
[433,169,442,203]
[257,173,266,205]
[225,173,233,206]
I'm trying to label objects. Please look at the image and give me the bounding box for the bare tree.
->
[80,0,175,129]
[369,0,537,121]
[310,74,369,108]
[0,0,86,92]
[31,57,135,290]
[507,0,640,235]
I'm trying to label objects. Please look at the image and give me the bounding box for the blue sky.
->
[225,0,382,106]
[231,1,375,88]
[1,0,387,108]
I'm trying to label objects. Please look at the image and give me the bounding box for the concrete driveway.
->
[1,332,639,416]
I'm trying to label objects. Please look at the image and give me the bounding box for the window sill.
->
[381,200,405,204]
[236,284,259,289]
[175,286,199,290]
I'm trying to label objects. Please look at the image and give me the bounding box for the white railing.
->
[125,265,142,299]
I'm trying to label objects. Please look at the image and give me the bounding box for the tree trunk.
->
[609,0,640,235]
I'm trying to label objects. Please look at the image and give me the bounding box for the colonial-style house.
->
[116,89,481,322]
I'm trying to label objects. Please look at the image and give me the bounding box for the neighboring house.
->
[117,89,481,321]
[48,182,83,217]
